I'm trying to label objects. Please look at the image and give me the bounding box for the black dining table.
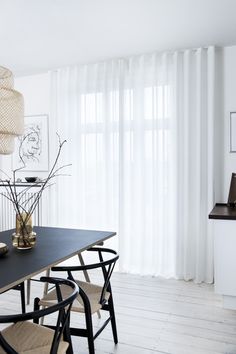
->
[0,226,116,293]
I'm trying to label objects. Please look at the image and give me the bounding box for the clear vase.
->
[12,213,36,250]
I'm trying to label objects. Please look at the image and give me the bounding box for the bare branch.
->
[0,134,70,233]
[0,169,11,180]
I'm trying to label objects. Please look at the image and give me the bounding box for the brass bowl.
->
[0,242,8,256]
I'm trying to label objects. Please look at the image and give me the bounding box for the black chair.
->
[0,282,26,314]
[36,247,119,354]
[5,282,26,314]
[0,277,78,354]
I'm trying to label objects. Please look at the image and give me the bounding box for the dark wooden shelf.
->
[0,182,42,188]
[209,203,236,220]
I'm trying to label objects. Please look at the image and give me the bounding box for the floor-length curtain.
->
[174,48,222,283]
[49,47,221,282]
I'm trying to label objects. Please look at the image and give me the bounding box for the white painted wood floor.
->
[1,272,236,354]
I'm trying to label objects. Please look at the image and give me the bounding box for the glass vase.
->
[12,213,36,250]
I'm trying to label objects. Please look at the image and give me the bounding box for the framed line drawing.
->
[12,114,49,171]
[230,112,236,153]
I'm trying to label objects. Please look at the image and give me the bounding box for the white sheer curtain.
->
[49,47,221,282]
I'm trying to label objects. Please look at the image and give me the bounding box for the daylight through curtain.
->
[49,47,221,282]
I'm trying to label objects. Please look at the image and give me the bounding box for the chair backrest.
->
[87,247,119,305]
[52,247,119,306]
[0,277,79,354]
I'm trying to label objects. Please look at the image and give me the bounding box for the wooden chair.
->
[0,277,78,354]
[35,247,119,354]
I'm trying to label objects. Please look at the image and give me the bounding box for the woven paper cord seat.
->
[0,277,79,354]
[40,280,110,314]
[0,321,68,354]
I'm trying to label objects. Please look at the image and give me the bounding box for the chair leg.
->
[84,308,95,354]
[20,282,26,314]
[64,315,73,354]
[33,297,40,324]
[108,294,118,344]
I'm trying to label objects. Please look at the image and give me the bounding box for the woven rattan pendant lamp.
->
[0,66,24,154]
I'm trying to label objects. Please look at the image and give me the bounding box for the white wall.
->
[14,72,50,179]
[0,72,51,227]
[0,72,50,177]
[223,46,236,200]
[15,72,50,116]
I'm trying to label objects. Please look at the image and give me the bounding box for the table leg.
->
[43,268,51,296]
[26,279,31,305]
[40,268,51,325]
[78,253,90,282]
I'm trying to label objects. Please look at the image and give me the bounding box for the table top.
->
[209,203,236,220]
[0,226,116,293]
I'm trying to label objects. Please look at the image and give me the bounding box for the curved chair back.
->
[87,247,119,305]
[0,277,79,354]
[52,247,119,306]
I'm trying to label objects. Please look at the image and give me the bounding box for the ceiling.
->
[1,0,236,76]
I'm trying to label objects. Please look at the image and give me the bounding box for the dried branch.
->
[1,134,69,237]
[0,169,11,180]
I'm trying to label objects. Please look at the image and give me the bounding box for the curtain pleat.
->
[49,47,221,282]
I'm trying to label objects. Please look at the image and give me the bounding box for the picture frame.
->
[12,114,49,172]
[230,112,236,152]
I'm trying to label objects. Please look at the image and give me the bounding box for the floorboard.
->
[1,272,236,353]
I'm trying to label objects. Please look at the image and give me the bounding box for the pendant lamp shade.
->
[0,66,24,154]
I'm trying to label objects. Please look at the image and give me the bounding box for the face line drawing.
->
[19,124,42,164]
